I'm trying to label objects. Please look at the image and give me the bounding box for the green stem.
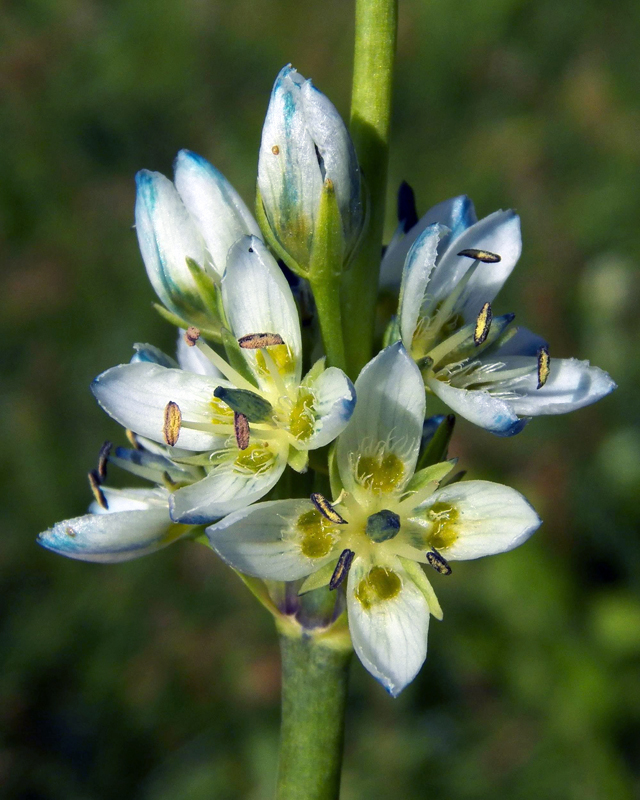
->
[276,629,352,800]
[342,0,398,379]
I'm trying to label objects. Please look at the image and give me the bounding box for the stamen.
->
[88,470,108,510]
[537,345,550,389]
[126,429,141,450]
[458,249,501,263]
[474,302,492,346]
[329,549,355,590]
[184,326,200,347]
[310,493,348,524]
[238,332,285,349]
[426,550,452,575]
[234,412,250,450]
[97,440,112,481]
[259,347,290,399]
[163,401,182,447]
[213,386,273,423]
[194,337,257,392]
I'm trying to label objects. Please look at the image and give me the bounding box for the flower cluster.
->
[38,65,615,695]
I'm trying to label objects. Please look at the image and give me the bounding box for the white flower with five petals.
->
[206,344,541,695]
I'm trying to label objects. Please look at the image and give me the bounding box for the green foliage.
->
[1,0,638,797]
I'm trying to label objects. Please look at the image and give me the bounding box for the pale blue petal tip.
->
[491,417,529,437]
[174,149,223,181]
[169,497,219,526]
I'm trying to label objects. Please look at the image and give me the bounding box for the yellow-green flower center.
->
[296,509,337,559]
[289,388,316,441]
[426,501,459,549]
[356,452,405,493]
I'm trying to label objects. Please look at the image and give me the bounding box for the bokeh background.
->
[2,0,639,797]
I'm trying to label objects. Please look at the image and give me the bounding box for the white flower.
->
[91,237,356,524]
[37,439,201,562]
[257,65,363,272]
[391,197,616,435]
[135,149,261,329]
[206,344,541,695]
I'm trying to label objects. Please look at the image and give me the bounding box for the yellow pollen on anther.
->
[355,566,402,609]
[289,389,316,440]
[295,509,337,559]
[357,452,405,493]
[426,502,459,549]
[163,401,181,447]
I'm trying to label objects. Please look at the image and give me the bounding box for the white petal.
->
[300,367,356,449]
[398,224,445,347]
[173,149,261,277]
[207,498,336,580]
[91,362,226,451]
[497,356,617,416]
[175,330,224,377]
[37,505,188,563]
[426,375,527,437]
[92,486,169,514]
[258,65,322,237]
[135,170,207,313]
[429,210,522,320]
[222,236,302,383]
[169,442,288,524]
[422,480,541,560]
[380,195,477,289]
[299,80,362,241]
[347,556,430,696]
[336,344,425,492]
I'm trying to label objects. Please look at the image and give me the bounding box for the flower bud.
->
[135,150,261,333]
[257,65,364,274]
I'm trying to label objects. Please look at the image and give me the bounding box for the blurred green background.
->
[1,0,639,797]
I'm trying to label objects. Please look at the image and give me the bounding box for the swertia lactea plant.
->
[37,6,616,796]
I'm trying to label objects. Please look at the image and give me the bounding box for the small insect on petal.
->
[97,440,112,481]
[271,145,280,155]
[88,469,108,510]
[237,332,285,349]
[310,492,348,525]
[234,412,250,451]
[330,549,355,590]
[426,550,452,575]
[185,326,200,347]
[537,345,550,389]
[474,302,492,346]
[163,401,182,447]
[458,248,501,263]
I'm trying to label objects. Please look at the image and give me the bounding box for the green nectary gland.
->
[426,501,459,550]
[296,509,337,559]
[355,566,402,609]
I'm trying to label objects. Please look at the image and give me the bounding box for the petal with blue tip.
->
[174,149,261,277]
[398,224,445,348]
[297,366,356,449]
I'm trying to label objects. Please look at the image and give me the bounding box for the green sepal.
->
[328,442,343,499]
[382,315,401,348]
[255,185,308,277]
[302,357,327,387]
[298,561,338,595]
[288,447,309,474]
[221,327,259,388]
[185,257,221,315]
[417,414,456,470]
[398,557,443,620]
[308,179,345,284]
[404,459,457,494]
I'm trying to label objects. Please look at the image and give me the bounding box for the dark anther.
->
[310,493,347,525]
[329,549,355,590]
[426,550,452,575]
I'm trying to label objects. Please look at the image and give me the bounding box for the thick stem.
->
[342,0,398,378]
[276,630,352,800]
